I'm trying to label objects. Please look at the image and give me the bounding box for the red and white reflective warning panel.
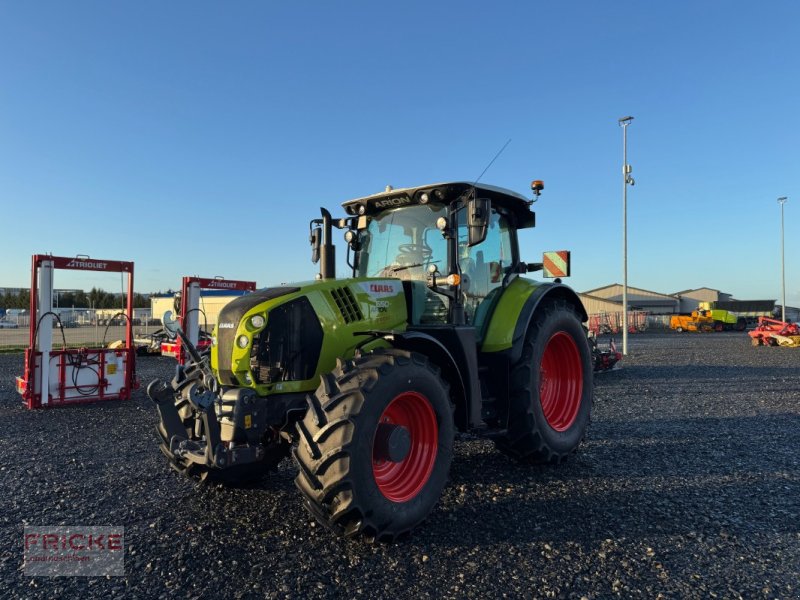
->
[542,250,571,278]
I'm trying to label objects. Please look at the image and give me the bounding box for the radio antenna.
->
[473,138,512,185]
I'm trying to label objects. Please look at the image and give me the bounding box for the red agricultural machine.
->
[16,254,137,409]
[748,317,800,347]
[588,332,622,372]
[587,311,648,335]
[159,276,257,363]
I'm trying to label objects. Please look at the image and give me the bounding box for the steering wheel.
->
[397,243,433,260]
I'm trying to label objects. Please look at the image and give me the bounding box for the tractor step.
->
[479,428,509,441]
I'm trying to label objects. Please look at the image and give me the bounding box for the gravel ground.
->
[1,333,798,598]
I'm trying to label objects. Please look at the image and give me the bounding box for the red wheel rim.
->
[539,332,583,431]
[372,391,438,503]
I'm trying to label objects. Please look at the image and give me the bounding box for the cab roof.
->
[341,182,536,228]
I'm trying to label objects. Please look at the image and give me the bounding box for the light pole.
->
[618,116,634,355]
[778,196,787,322]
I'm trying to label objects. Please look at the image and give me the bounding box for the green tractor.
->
[148,181,593,541]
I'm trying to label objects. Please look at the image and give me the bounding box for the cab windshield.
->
[356,204,447,280]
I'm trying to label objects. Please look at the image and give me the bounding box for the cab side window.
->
[458,208,514,328]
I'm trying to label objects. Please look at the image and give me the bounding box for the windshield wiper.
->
[389,260,439,273]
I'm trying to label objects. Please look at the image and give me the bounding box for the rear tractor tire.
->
[293,349,454,541]
[495,300,593,464]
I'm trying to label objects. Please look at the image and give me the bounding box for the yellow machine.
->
[670,310,713,332]
[670,304,747,332]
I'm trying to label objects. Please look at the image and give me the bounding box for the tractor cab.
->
[352,193,515,333]
[313,182,541,338]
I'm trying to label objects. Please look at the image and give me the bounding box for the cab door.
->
[457,206,516,339]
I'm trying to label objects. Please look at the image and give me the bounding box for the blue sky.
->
[1,1,797,303]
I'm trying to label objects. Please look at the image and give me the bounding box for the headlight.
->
[250,314,265,328]
[237,335,249,348]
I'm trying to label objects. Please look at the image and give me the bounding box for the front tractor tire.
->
[293,349,454,541]
[496,300,593,464]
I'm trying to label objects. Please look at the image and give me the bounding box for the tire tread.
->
[293,348,451,541]
[495,299,593,465]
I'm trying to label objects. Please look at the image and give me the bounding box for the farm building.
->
[581,284,680,314]
[579,284,779,333]
[673,287,733,312]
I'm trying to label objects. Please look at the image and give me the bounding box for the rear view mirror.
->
[310,226,321,264]
[162,311,179,336]
[467,197,490,247]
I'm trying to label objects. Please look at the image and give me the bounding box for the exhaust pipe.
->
[319,208,336,280]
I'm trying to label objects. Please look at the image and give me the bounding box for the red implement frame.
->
[587,311,649,335]
[173,276,257,365]
[748,317,800,345]
[17,254,136,409]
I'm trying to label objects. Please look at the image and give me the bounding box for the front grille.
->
[331,287,363,324]
[250,297,322,385]
[216,286,299,384]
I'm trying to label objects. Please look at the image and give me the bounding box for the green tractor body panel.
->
[480,277,544,353]
[210,278,408,396]
[709,309,737,324]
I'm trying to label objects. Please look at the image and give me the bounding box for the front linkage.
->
[147,316,288,482]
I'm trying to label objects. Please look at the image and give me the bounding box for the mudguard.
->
[362,329,478,431]
[481,277,587,364]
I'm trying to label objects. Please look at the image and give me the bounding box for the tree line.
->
[1,288,150,310]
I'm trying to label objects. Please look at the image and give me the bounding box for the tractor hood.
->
[211,279,409,395]
[215,286,301,381]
